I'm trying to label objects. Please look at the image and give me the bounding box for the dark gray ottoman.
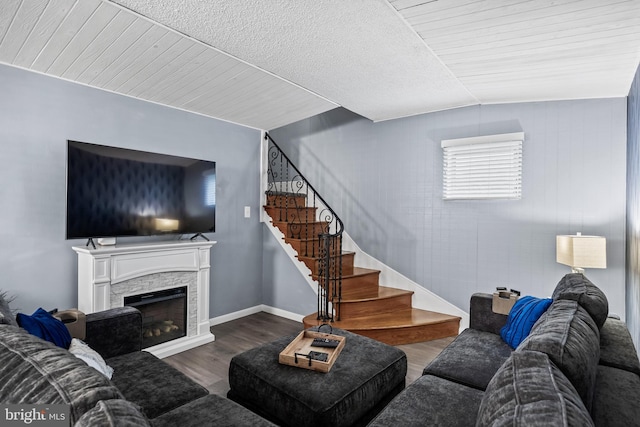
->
[227,327,407,427]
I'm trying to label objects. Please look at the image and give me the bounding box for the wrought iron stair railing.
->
[265,133,344,322]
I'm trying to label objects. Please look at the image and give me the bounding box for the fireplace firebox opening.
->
[124,286,187,349]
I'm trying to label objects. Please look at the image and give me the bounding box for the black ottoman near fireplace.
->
[227,327,407,427]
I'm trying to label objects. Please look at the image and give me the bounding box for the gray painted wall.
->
[270,100,627,318]
[627,62,640,350]
[0,62,629,328]
[261,226,317,315]
[0,64,263,318]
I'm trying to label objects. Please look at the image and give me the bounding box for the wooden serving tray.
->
[279,329,346,373]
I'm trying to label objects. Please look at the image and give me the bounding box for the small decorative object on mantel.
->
[492,287,520,315]
[279,324,346,373]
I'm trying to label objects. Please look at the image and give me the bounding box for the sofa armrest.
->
[470,293,508,335]
[599,317,640,375]
[84,306,142,359]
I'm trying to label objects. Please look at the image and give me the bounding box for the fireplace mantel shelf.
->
[72,240,216,256]
[72,240,217,358]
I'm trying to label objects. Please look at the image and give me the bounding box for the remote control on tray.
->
[308,351,329,362]
[311,337,340,348]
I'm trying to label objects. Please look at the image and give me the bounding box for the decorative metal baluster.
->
[321,233,331,321]
[265,133,344,323]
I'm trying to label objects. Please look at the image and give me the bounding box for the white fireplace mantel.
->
[72,240,216,358]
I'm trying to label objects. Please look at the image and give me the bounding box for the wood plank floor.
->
[163,312,455,396]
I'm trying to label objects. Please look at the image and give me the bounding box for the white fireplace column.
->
[72,241,216,358]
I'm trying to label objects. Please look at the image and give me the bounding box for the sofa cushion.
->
[476,351,594,427]
[368,374,484,427]
[106,351,208,419]
[500,296,553,349]
[423,328,512,390]
[0,324,123,424]
[591,365,640,427]
[152,394,277,427]
[0,291,17,326]
[552,273,608,328]
[75,399,151,427]
[599,317,640,375]
[517,300,600,411]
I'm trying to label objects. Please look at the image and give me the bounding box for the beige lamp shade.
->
[556,234,606,273]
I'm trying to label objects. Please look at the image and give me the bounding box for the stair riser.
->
[264,206,316,222]
[299,253,355,276]
[286,239,338,257]
[353,320,460,346]
[338,294,412,319]
[266,194,306,208]
[320,271,379,295]
[275,222,330,239]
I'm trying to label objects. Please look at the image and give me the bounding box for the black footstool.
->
[227,327,407,427]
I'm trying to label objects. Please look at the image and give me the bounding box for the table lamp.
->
[556,232,606,274]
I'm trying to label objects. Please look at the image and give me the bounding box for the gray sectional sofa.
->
[0,293,274,426]
[3,273,637,426]
[368,273,640,426]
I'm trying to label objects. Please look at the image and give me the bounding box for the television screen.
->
[66,141,216,239]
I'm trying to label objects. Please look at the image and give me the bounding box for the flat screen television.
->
[66,140,216,240]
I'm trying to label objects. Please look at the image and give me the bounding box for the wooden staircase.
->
[265,193,461,346]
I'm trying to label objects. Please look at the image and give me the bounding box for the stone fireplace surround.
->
[72,240,216,358]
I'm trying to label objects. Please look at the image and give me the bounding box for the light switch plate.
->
[244,206,250,218]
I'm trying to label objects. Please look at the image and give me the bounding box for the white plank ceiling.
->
[392,0,640,104]
[1,0,639,130]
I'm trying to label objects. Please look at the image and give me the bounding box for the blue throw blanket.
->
[17,308,72,349]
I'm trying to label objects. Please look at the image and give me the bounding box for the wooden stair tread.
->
[273,220,328,225]
[340,286,413,302]
[297,251,355,261]
[314,266,379,279]
[285,237,322,243]
[304,309,459,330]
[349,267,379,276]
[264,205,315,209]
[267,191,306,196]
[284,236,340,244]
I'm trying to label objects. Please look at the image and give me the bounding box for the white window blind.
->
[441,132,524,200]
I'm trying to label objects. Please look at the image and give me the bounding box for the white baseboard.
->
[209,306,263,326]
[147,332,216,359]
[260,305,304,322]
[209,305,304,326]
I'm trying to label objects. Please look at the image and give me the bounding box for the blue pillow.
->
[500,296,553,349]
[17,308,72,349]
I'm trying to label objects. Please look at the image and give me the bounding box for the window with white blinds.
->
[441,132,524,200]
